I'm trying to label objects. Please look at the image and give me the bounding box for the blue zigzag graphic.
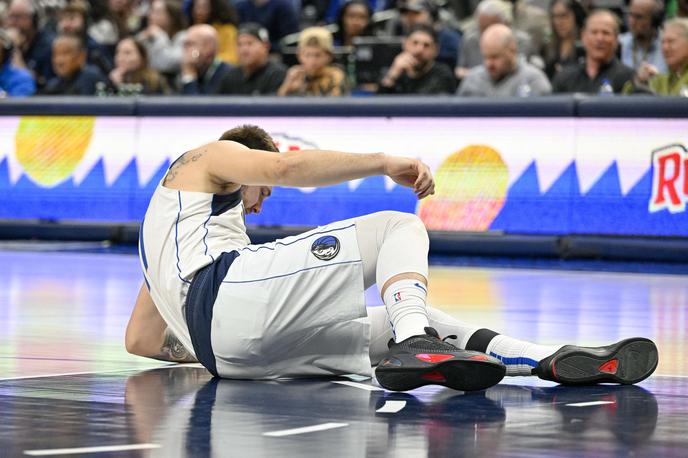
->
[1,156,686,236]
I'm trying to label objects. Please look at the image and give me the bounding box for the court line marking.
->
[565,401,615,407]
[263,423,349,437]
[333,380,384,391]
[23,443,160,456]
[376,400,406,413]
[0,363,202,382]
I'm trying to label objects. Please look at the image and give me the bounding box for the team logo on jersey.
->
[311,235,340,261]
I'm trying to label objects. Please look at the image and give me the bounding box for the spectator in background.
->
[0,29,36,96]
[89,0,139,47]
[235,0,300,53]
[681,0,688,17]
[458,23,551,96]
[179,24,233,94]
[543,0,586,79]
[455,0,534,81]
[109,36,170,95]
[620,0,667,73]
[137,0,188,75]
[278,26,347,96]
[42,33,112,95]
[552,9,634,94]
[218,23,286,94]
[393,0,461,70]
[187,0,240,65]
[332,0,373,47]
[635,18,688,95]
[5,0,55,87]
[379,23,457,94]
[510,0,551,55]
[57,0,114,74]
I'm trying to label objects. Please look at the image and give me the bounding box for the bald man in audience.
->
[458,24,551,96]
[180,24,234,94]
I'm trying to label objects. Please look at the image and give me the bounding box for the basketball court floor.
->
[1,247,686,457]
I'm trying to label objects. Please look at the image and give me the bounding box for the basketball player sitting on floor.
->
[126,125,658,391]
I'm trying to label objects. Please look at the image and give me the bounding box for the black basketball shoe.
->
[532,337,659,385]
[375,327,506,392]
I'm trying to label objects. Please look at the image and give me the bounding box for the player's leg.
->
[368,306,658,385]
[354,211,505,391]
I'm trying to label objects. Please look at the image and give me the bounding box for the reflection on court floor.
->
[0,250,686,457]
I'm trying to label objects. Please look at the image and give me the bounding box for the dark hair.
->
[219,125,278,152]
[159,0,188,38]
[549,0,587,31]
[334,0,373,44]
[406,23,437,43]
[119,36,150,69]
[188,0,239,26]
[55,32,86,52]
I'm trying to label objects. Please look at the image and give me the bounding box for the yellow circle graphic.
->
[15,116,95,187]
[418,145,509,231]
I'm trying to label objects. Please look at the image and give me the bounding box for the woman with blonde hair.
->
[277,27,347,96]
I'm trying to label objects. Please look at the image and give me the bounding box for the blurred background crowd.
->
[0,0,686,97]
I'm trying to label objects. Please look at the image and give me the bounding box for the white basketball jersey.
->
[139,183,250,356]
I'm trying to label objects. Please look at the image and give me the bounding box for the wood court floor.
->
[0,248,686,457]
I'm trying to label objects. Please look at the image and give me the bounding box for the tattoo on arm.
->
[151,328,198,363]
[163,151,205,185]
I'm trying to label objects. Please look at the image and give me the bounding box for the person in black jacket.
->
[378,24,457,94]
[552,9,634,94]
[217,23,286,95]
[41,34,112,95]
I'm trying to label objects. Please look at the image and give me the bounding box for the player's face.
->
[242,185,272,214]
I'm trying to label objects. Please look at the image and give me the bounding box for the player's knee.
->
[390,211,428,241]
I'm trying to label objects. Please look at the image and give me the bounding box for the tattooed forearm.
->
[163,150,205,185]
[151,328,198,363]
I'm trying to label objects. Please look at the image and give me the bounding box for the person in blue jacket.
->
[0,30,36,97]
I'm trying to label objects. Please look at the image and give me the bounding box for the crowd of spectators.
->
[0,0,686,97]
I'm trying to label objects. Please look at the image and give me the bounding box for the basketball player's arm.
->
[207,141,435,198]
[125,284,198,363]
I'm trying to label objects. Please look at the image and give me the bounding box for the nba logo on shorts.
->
[311,236,340,261]
[393,292,402,302]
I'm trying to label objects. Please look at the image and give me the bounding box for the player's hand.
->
[383,155,435,199]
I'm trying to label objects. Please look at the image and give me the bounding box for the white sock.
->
[382,279,430,342]
[486,335,563,376]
